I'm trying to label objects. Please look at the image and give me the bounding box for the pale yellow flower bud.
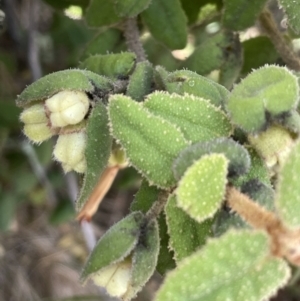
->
[91,257,132,298]
[45,90,89,127]
[53,131,87,173]
[20,104,53,143]
[248,125,294,170]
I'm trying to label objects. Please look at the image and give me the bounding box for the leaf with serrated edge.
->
[165,70,230,108]
[144,92,232,143]
[80,211,144,282]
[108,94,189,188]
[123,219,160,300]
[176,153,228,223]
[17,69,113,107]
[165,195,212,262]
[173,138,250,181]
[80,52,136,78]
[76,102,112,211]
[155,230,291,301]
[226,65,299,132]
[276,139,300,228]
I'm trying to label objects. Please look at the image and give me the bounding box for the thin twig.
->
[21,141,58,207]
[65,173,97,252]
[27,0,42,81]
[123,17,146,62]
[259,10,300,71]
[145,191,169,222]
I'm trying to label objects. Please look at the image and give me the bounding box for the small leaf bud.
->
[20,104,53,143]
[45,90,90,127]
[53,131,87,173]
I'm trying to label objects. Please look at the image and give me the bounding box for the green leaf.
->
[76,102,112,211]
[141,0,188,50]
[165,195,212,262]
[242,37,279,75]
[226,65,299,132]
[114,0,151,17]
[108,94,189,188]
[173,138,250,181]
[123,219,160,300]
[143,92,232,143]
[85,0,121,28]
[279,110,300,134]
[222,0,268,30]
[176,153,228,223]
[240,179,275,212]
[155,230,290,301]
[126,61,154,101]
[80,211,144,282]
[184,30,238,76]
[16,69,113,107]
[143,37,179,71]
[279,0,300,34]
[232,146,271,187]
[276,139,300,228]
[130,180,175,275]
[164,69,230,108]
[80,29,125,60]
[79,52,136,78]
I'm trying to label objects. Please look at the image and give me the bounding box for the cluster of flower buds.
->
[20,90,90,173]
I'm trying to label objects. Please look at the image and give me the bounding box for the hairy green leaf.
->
[16,69,113,107]
[143,92,232,143]
[141,0,188,50]
[80,52,136,78]
[164,70,230,108]
[123,219,160,300]
[76,102,112,211]
[130,180,175,275]
[108,95,189,188]
[226,65,299,132]
[173,138,250,181]
[165,195,212,262]
[176,153,228,222]
[222,0,268,30]
[155,230,290,301]
[276,139,300,228]
[80,211,144,281]
[126,61,154,101]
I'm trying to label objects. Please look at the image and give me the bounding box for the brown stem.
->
[76,166,120,222]
[226,186,300,266]
[145,190,169,222]
[259,10,300,71]
[123,17,146,62]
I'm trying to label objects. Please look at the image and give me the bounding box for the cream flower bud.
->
[20,104,53,143]
[53,131,87,173]
[45,90,90,127]
[248,125,294,170]
[91,257,132,298]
